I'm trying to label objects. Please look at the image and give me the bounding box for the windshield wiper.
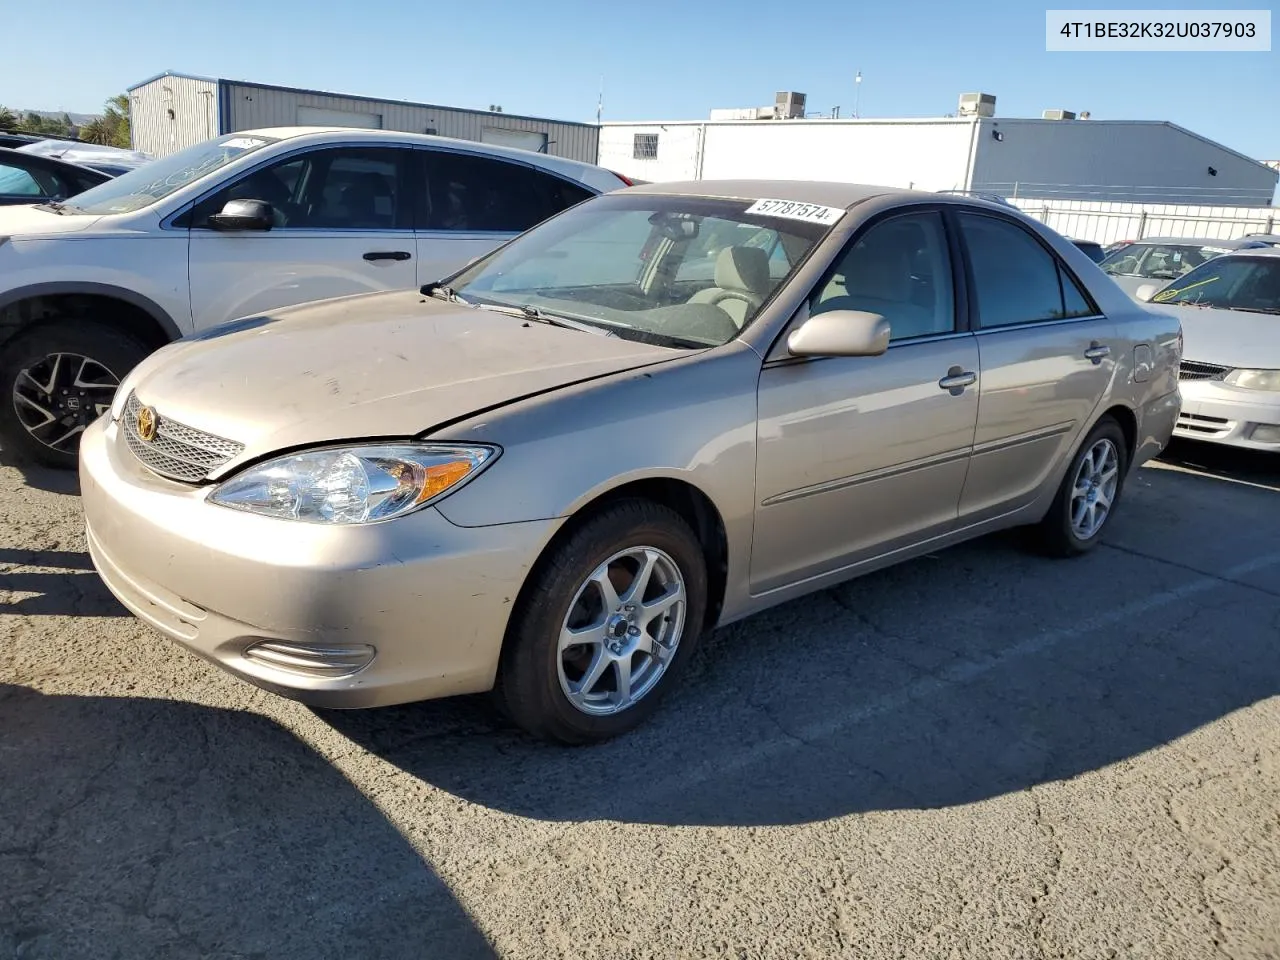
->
[419,281,467,304]
[1230,306,1280,315]
[35,201,67,214]
[611,326,711,350]
[474,301,607,335]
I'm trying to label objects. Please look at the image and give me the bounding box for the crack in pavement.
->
[1029,792,1065,960]
[1101,542,1280,600]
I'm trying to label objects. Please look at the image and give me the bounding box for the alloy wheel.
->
[1069,438,1120,541]
[557,545,688,717]
[12,352,120,454]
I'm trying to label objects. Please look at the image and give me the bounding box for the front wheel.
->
[1031,416,1129,557]
[494,499,708,744]
[0,321,149,469]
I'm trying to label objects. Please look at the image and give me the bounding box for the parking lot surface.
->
[2,440,1279,959]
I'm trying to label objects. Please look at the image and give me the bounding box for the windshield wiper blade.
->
[1231,306,1280,315]
[35,201,67,214]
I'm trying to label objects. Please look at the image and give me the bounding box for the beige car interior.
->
[686,246,773,327]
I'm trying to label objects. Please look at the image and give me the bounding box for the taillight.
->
[609,170,634,187]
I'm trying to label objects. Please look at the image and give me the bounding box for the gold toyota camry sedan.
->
[79,181,1182,743]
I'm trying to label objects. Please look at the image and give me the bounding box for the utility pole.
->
[596,77,604,124]
[854,71,863,118]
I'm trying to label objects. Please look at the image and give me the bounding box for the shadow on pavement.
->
[1156,438,1280,490]
[326,464,1280,828]
[0,549,128,618]
[0,684,496,960]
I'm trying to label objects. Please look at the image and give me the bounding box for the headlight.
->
[208,443,498,524]
[1223,369,1280,391]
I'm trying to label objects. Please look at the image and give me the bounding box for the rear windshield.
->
[445,193,838,347]
[55,134,279,216]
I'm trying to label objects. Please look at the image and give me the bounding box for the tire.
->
[494,498,708,744]
[0,320,150,470]
[1031,416,1129,558]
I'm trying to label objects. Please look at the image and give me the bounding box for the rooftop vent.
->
[774,91,806,119]
[1042,109,1077,120]
[958,93,996,117]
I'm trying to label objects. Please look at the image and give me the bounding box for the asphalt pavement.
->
[2,439,1278,959]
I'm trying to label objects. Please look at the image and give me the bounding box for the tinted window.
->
[959,213,1089,328]
[421,151,588,233]
[192,147,408,230]
[812,211,956,341]
[0,161,47,196]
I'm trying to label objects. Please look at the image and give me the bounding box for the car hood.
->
[123,290,687,472]
[1157,303,1280,368]
[0,203,104,236]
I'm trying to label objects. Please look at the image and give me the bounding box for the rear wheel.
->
[494,499,707,744]
[1031,416,1129,557]
[0,321,149,469]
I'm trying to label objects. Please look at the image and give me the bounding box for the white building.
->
[127,72,600,163]
[600,107,1276,207]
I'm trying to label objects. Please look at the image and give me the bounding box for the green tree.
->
[79,93,130,149]
[0,106,18,132]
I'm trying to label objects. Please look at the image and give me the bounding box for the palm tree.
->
[79,94,131,148]
[0,107,18,132]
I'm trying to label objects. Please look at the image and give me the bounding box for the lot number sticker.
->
[745,198,845,225]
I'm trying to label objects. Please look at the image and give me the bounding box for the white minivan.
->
[0,127,630,467]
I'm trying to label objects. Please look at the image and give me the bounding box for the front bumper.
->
[1173,380,1280,452]
[79,415,561,708]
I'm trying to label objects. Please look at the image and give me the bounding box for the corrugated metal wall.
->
[970,119,1277,206]
[128,76,218,157]
[224,83,599,162]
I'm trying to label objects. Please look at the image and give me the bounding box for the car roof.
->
[1214,245,1280,260]
[233,126,601,174]
[615,179,999,211]
[0,145,108,175]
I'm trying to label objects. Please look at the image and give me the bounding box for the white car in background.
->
[0,127,630,467]
[1099,236,1272,298]
[1139,247,1280,451]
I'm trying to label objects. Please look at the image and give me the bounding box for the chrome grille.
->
[1178,360,1231,381]
[122,391,244,483]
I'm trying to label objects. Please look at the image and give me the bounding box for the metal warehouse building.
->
[600,93,1277,207]
[127,72,600,163]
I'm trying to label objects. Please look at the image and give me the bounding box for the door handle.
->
[938,368,977,393]
[363,250,412,261]
[1084,342,1111,363]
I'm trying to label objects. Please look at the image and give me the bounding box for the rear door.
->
[411,148,595,284]
[186,145,417,329]
[952,210,1118,522]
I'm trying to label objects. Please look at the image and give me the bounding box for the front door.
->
[752,210,980,593]
[951,211,1119,521]
[187,146,417,330]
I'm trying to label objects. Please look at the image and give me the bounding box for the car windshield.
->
[1099,241,1234,280]
[443,193,837,348]
[1150,256,1280,314]
[52,134,279,215]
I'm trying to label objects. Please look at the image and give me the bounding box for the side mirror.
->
[210,198,274,231]
[787,309,891,358]
[1134,283,1158,302]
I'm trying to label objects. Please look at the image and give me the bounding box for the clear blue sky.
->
[3,0,1277,164]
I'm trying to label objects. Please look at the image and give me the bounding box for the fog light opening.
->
[1248,424,1280,445]
[242,640,376,678]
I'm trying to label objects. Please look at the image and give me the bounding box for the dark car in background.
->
[1070,238,1107,263]
[0,146,113,206]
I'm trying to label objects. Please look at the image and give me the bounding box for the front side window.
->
[958,213,1095,328]
[59,133,279,215]
[190,147,409,230]
[0,162,47,197]
[443,193,833,348]
[1151,257,1280,314]
[811,211,956,342]
[421,151,590,233]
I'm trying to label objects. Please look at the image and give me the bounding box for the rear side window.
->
[419,151,592,233]
[958,213,1096,328]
